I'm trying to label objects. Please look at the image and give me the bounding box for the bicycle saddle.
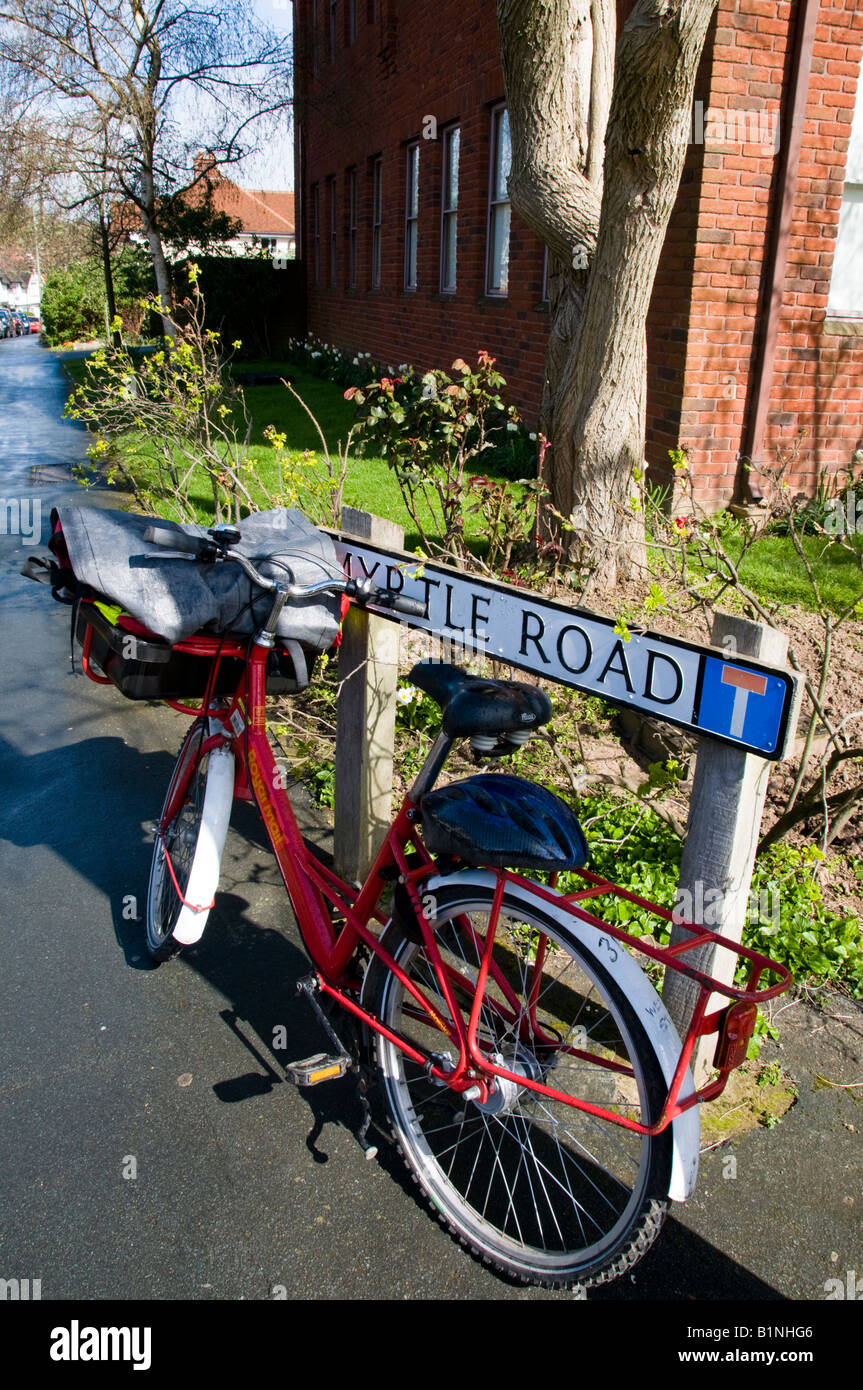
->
[409,662,552,739]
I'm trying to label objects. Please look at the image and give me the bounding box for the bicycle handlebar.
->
[144,524,429,619]
[350,581,427,619]
[144,525,208,556]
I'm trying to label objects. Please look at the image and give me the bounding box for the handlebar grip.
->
[144,525,206,555]
[390,594,428,618]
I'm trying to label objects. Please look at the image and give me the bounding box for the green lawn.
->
[730,532,863,615]
[61,351,863,614]
[239,371,416,533]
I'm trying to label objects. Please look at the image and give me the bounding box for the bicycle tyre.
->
[146,721,210,962]
[366,879,674,1289]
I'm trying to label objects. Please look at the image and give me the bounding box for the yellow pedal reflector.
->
[311,1063,342,1082]
[285,1052,350,1086]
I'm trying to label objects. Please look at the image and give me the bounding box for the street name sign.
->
[332,532,801,761]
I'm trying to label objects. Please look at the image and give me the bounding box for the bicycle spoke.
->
[497,1109,565,1251]
[497,1110,608,1238]
[476,1112,527,1246]
[374,887,671,1284]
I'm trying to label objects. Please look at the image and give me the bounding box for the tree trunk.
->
[97,210,122,348]
[130,7,175,341]
[499,0,718,592]
[138,169,175,340]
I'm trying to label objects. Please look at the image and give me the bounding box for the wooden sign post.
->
[661,613,795,1084]
[332,507,403,882]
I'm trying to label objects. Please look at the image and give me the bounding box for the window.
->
[440,125,460,293]
[828,61,863,318]
[348,167,358,288]
[404,142,419,290]
[328,176,337,287]
[486,106,512,295]
[541,245,549,303]
[311,183,320,285]
[348,0,357,43]
[371,156,383,288]
[329,0,338,61]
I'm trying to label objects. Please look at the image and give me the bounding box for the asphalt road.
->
[0,334,859,1315]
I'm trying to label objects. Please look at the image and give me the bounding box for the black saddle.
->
[409,662,552,740]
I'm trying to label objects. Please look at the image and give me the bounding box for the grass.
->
[240,370,415,532]
[66,355,532,550]
[729,531,863,615]
[62,351,863,614]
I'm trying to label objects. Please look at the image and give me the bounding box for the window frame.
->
[827,68,863,320]
[486,104,512,297]
[439,124,460,294]
[347,166,358,289]
[404,141,419,291]
[311,182,320,286]
[371,155,383,289]
[327,175,337,287]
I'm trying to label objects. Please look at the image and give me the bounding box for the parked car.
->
[27,312,41,334]
[0,307,12,339]
[12,309,27,335]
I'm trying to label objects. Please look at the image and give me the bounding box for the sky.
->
[231,0,294,191]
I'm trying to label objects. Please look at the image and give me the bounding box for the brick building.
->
[294,0,863,507]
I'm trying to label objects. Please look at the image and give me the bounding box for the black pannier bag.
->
[26,506,345,701]
[73,601,251,701]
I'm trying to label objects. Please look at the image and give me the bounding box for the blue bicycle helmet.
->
[420,773,589,871]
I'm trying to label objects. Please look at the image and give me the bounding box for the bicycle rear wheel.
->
[367,880,674,1289]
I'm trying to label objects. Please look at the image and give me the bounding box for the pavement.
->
[0,334,860,1323]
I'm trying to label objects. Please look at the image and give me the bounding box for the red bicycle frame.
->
[141,628,792,1139]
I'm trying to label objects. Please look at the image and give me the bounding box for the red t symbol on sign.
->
[721,666,768,738]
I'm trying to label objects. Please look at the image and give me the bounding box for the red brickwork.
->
[294,0,549,412]
[295,0,863,508]
[676,0,863,507]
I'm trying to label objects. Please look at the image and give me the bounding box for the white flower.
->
[396,685,420,706]
[529,432,536,441]
[506,422,517,432]
[352,356,359,364]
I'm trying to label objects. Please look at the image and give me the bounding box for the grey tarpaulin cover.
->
[51,506,344,648]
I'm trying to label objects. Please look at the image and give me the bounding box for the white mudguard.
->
[171,742,235,945]
[425,870,701,1201]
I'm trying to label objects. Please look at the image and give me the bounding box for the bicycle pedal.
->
[284,1052,351,1087]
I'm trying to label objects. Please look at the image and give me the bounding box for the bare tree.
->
[0,58,62,240]
[0,1,292,334]
[497,0,717,589]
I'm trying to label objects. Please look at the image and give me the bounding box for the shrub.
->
[41,260,106,345]
[41,248,154,346]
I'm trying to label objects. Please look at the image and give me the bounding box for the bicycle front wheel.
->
[367,880,674,1289]
[146,721,210,962]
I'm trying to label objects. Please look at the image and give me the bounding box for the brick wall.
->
[295,0,863,510]
[295,0,549,416]
[674,0,863,507]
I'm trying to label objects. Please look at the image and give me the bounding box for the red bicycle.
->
[54,518,792,1290]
